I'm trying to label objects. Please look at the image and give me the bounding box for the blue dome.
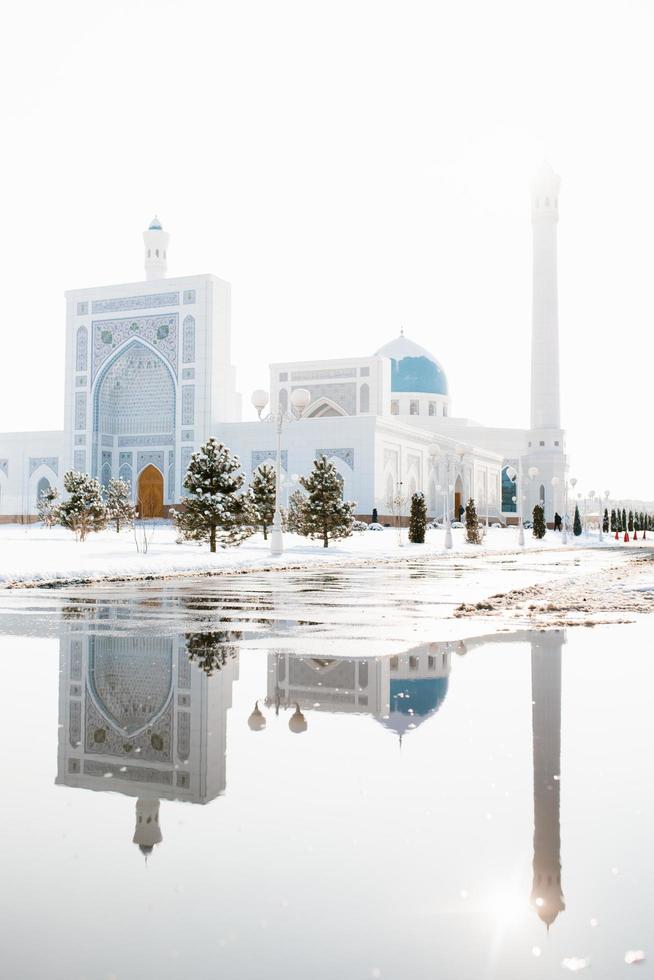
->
[381,676,450,735]
[375,335,448,396]
[148,216,163,231]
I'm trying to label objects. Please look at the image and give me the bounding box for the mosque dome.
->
[380,676,449,736]
[375,334,448,396]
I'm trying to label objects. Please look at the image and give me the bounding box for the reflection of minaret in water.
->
[530,630,565,928]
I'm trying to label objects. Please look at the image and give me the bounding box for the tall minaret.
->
[530,162,561,431]
[143,215,169,281]
[530,630,565,928]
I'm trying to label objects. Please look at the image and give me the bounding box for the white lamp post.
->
[430,443,452,549]
[589,489,597,540]
[252,386,311,556]
[604,489,610,540]
[506,463,523,546]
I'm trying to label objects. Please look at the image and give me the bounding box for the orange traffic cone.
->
[624,531,630,542]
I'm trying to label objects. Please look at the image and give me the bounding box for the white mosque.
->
[0,164,567,524]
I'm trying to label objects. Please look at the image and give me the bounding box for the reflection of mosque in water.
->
[56,616,239,856]
[56,612,565,925]
[264,642,454,738]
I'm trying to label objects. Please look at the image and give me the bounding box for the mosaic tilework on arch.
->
[91,314,179,381]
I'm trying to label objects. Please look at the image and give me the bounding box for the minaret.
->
[530,630,565,928]
[143,215,169,281]
[133,798,162,859]
[530,162,561,430]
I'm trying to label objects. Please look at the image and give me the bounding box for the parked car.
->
[352,520,368,533]
[368,522,384,531]
[451,521,464,529]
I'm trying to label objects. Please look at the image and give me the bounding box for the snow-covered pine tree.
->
[628,509,634,532]
[298,455,356,547]
[532,503,546,539]
[622,508,627,531]
[610,508,617,532]
[409,492,427,543]
[603,508,609,533]
[372,507,379,524]
[37,485,60,528]
[105,478,136,532]
[250,464,276,540]
[173,438,255,552]
[573,503,582,536]
[57,471,108,542]
[465,497,481,544]
[285,489,306,534]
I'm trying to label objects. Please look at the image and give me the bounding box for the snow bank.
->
[0,521,647,589]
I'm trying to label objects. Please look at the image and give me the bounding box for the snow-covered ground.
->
[0,520,651,589]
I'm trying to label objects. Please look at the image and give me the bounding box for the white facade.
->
[0,165,567,524]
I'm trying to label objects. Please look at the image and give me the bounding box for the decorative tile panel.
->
[0,459,7,477]
[76,301,88,315]
[74,435,86,446]
[177,711,191,760]
[75,392,86,430]
[178,649,191,689]
[183,290,196,304]
[76,325,88,371]
[181,447,193,493]
[74,450,86,471]
[251,450,288,471]
[117,433,174,447]
[91,292,179,314]
[69,700,81,748]
[101,434,113,447]
[168,449,175,499]
[181,385,195,425]
[137,451,164,474]
[76,375,87,387]
[181,430,193,441]
[29,456,59,477]
[83,761,173,785]
[91,313,178,380]
[119,452,132,467]
[182,315,195,363]
[316,448,354,469]
[291,368,356,381]
[182,367,195,380]
[297,381,356,415]
[70,640,82,679]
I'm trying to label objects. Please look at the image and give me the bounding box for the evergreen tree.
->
[610,508,617,532]
[622,508,627,532]
[57,471,108,542]
[185,630,240,676]
[372,507,379,524]
[250,464,276,540]
[105,478,136,532]
[298,455,356,547]
[573,504,582,537]
[628,509,634,532]
[409,492,427,543]
[465,497,481,544]
[37,485,60,528]
[532,503,547,539]
[285,489,307,534]
[640,511,646,531]
[602,508,609,533]
[172,438,255,553]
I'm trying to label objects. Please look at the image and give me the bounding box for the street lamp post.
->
[603,489,610,541]
[252,386,311,556]
[430,444,453,550]
[589,489,597,540]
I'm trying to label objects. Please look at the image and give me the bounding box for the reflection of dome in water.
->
[381,677,449,736]
[89,636,173,734]
[375,334,448,396]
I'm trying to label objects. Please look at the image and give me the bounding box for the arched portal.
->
[454,475,464,522]
[138,465,164,518]
[36,476,51,508]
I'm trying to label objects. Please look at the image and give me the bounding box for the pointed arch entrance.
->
[138,465,164,518]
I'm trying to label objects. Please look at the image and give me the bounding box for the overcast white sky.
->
[1,0,651,498]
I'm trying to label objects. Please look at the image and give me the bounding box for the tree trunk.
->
[323,528,328,548]
[263,523,267,540]
[210,526,216,553]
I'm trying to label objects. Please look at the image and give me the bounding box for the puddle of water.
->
[0,564,651,980]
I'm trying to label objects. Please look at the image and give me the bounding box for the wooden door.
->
[138,465,164,518]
